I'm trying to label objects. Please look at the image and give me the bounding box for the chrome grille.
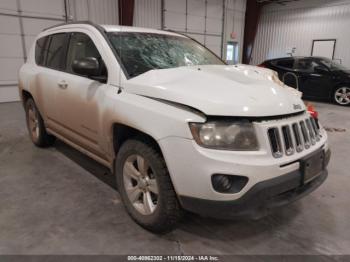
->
[267,128,283,158]
[268,117,321,158]
[282,125,294,156]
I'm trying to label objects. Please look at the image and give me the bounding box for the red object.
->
[118,0,135,26]
[242,0,265,64]
[257,63,266,68]
[307,104,319,119]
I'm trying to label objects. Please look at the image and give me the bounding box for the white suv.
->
[19,22,330,232]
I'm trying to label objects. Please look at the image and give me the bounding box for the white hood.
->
[124,64,305,117]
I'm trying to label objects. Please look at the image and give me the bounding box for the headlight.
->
[189,121,259,150]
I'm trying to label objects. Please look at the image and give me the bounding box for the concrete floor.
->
[0,101,349,255]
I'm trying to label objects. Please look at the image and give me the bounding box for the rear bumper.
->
[179,150,330,219]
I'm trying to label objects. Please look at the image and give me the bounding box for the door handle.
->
[57,80,68,89]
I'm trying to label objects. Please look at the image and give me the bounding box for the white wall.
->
[69,0,118,24]
[223,0,246,62]
[252,0,350,67]
[134,0,246,60]
[162,0,224,57]
[0,0,67,103]
[134,0,162,29]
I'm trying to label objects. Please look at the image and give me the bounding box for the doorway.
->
[226,41,239,65]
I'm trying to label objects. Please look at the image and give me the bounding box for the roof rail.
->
[43,20,104,32]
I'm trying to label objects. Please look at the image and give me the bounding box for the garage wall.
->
[0,0,67,103]
[134,0,162,29]
[134,0,246,59]
[223,0,246,62]
[251,0,350,67]
[68,0,118,24]
[163,0,224,57]
[0,0,119,103]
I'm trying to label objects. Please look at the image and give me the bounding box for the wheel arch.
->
[21,90,33,106]
[111,122,185,211]
[333,82,350,90]
[111,123,164,167]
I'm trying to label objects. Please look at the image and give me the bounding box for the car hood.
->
[124,64,306,117]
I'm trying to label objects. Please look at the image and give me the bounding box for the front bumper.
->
[179,165,328,219]
[158,135,329,218]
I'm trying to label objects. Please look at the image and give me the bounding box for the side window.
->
[66,32,107,78]
[274,59,294,69]
[46,33,68,70]
[35,36,49,66]
[294,58,319,73]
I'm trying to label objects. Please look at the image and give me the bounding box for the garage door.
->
[0,0,67,103]
[163,0,223,57]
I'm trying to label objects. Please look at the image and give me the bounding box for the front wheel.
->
[115,138,183,233]
[333,86,350,106]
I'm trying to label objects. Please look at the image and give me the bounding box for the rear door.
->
[53,31,109,159]
[294,58,332,99]
[35,33,69,125]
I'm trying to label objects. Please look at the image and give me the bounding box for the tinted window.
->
[66,32,106,77]
[318,57,348,71]
[46,33,67,70]
[275,59,294,69]
[35,36,49,65]
[107,32,224,78]
[294,58,319,73]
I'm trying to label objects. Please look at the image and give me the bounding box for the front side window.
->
[66,32,106,77]
[46,33,68,70]
[294,58,319,73]
[107,32,224,78]
[318,57,348,71]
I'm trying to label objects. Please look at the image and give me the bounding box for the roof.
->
[101,25,184,37]
[43,21,184,37]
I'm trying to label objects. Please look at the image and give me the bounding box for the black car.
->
[260,56,350,106]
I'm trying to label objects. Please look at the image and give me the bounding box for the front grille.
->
[268,117,321,158]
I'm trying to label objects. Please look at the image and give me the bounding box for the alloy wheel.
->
[334,87,350,105]
[123,154,159,215]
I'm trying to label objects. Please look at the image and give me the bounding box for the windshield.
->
[318,58,348,71]
[107,32,224,78]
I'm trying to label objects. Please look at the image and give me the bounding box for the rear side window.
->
[46,33,68,70]
[273,59,294,69]
[35,36,49,66]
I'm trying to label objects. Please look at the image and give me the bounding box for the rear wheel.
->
[25,98,55,147]
[115,138,182,233]
[333,86,350,106]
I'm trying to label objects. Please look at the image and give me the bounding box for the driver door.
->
[53,31,108,159]
[295,58,332,99]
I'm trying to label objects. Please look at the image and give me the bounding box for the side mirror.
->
[72,57,100,77]
[314,65,328,74]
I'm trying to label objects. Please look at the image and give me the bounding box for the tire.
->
[25,98,55,147]
[333,86,350,106]
[115,138,183,233]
